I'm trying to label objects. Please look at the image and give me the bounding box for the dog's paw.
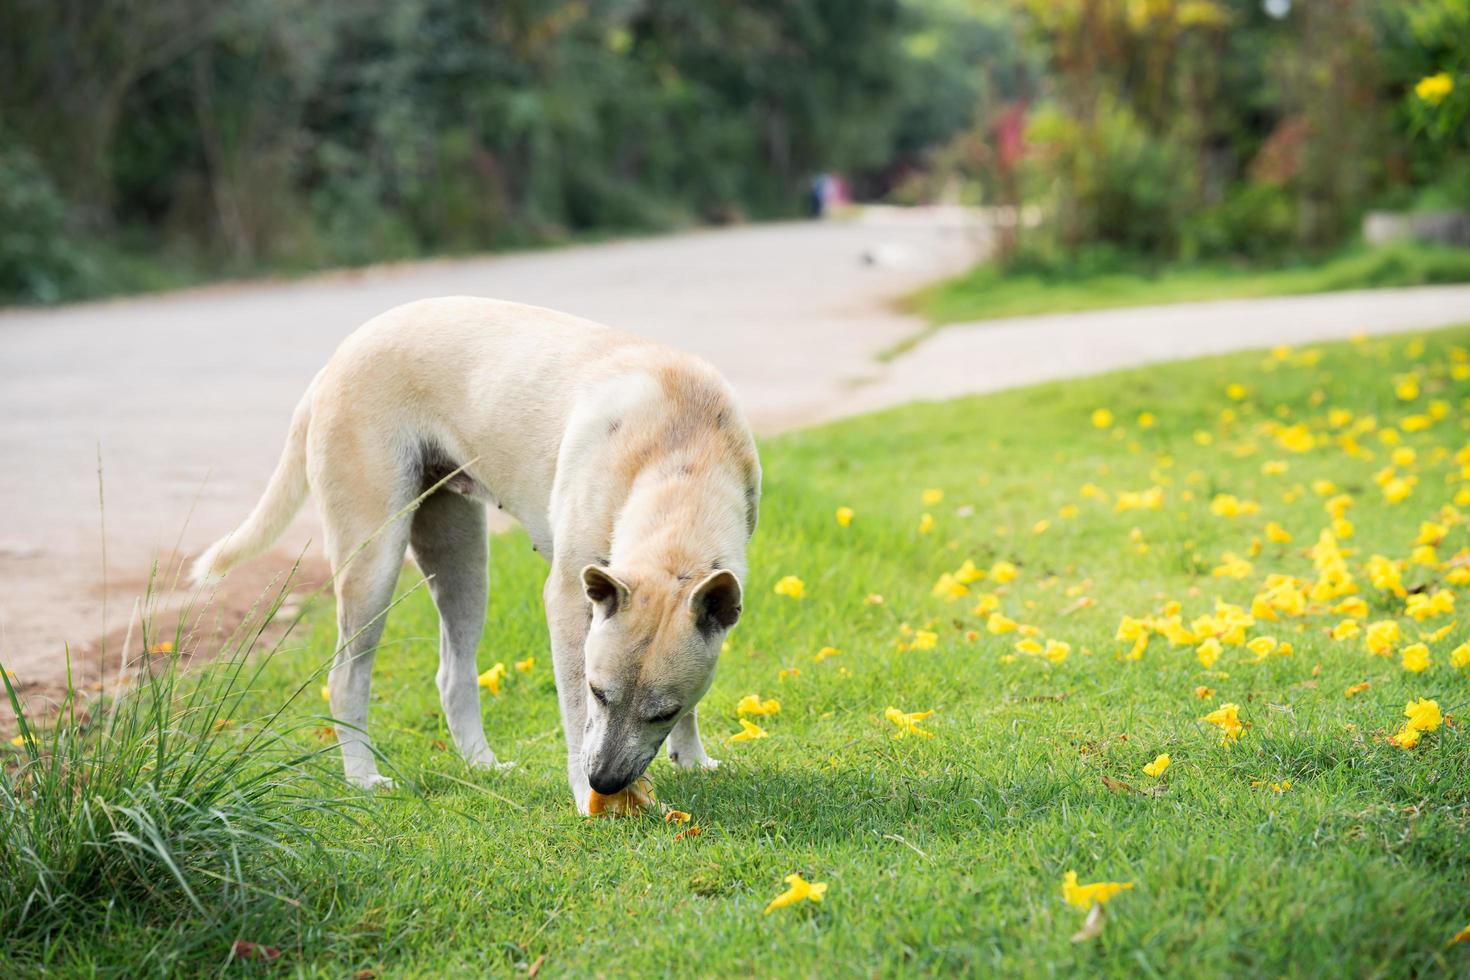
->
[670,751,719,771]
[472,758,517,773]
[348,772,395,791]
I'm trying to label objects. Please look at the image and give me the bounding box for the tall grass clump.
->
[0,567,361,970]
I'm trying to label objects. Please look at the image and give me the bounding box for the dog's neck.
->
[607,456,750,582]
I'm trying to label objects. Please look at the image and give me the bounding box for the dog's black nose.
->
[588,769,633,796]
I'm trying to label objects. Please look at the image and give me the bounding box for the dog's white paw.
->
[472,758,517,773]
[670,751,719,771]
[348,772,395,791]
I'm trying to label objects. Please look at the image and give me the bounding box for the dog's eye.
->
[589,685,608,706]
[647,706,681,725]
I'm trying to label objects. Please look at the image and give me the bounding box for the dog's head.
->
[579,563,742,794]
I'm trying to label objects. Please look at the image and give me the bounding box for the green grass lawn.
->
[910,242,1470,330]
[8,327,1470,976]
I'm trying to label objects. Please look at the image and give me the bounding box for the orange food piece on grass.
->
[586,775,655,817]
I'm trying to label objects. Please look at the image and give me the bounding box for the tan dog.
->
[194,297,760,812]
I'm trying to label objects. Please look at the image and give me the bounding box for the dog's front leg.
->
[544,573,593,814]
[667,708,719,771]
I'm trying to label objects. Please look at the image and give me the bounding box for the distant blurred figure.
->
[808,172,849,218]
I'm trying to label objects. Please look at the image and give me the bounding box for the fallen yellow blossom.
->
[1142,753,1170,778]
[885,706,936,739]
[764,873,827,914]
[1062,871,1133,910]
[1201,702,1244,744]
[478,662,508,695]
[727,718,769,742]
[736,694,781,717]
[773,575,805,599]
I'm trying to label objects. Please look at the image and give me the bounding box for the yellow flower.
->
[864,593,885,605]
[1225,382,1248,400]
[736,694,781,717]
[921,488,944,506]
[1210,494,1258,518]
[1091,408,1114,429]
[9,734,25,747]
[1196,637,1222,669]
[727,718,769,742]
[1400,643,1431,673]
[1364,620,1401,656]
[1142,753,1170,778]
[1345,681,1370,697]
[1043,639,1071,664]
[910,629,938,651]
[1201,702,1244,744]
[987,613,1018,635]
[954,559,986,584]
[1415,72,1454,106]
[773,575,805,599]
[320,684,331,702]
[1247,636,1278,661]
[1276,424,1315,453]
[1061,871,1133,910]
[1452,921,1470,945]
[885,706,936,739]
[1194,685,1215,699]
[515,656,535,673]
[931,572,969,601]
[1264,522,1293,543]
[1391,697,1443,748]
[478,662,508,695]
[814,646,841,663]
[665,810,692,824]
[1405,589,1454,621]
[835,506,854,527]
[764,873,827,914]
[1451,642,1470,669]
[989,560,1019,583]
[1331,619,1361,641]
[918,513,935,534]
[1404,697,1443,732]
[1137,411,1156,428]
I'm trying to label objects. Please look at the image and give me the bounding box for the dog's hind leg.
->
[410,488,510,771]
[312,425,415,790]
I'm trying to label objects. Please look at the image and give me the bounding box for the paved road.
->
[0,212,984,687]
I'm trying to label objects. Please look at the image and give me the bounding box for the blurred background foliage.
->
[0,0,1464,304]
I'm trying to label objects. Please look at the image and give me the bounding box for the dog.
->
[193,296,760,813]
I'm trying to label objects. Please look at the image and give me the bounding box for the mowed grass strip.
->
[908,242,1470,330]
[13,326,1470,977]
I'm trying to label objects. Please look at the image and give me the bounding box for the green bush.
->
[1183,183,1301,261]
[0,141,97,304]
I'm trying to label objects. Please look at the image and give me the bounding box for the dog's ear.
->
[582,565,631,617]
[689,569,742,636]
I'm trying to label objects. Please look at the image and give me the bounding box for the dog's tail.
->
[191,383,315,587]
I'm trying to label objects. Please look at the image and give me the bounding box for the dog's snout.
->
[588,767,635,796]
